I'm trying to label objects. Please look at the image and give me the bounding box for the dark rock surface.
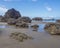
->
[16,17,31,23]
[0,16,6,22]
[4,8,21,21]
[31,25,39,31]
[15,17,31,28]
[16,22,29,28]
[32,17,43,21]
[56,20,60,23]
[10,32,33,42]
[7,18,16,25]
[44,23,60,35]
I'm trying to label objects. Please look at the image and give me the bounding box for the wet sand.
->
[0,22,60,48]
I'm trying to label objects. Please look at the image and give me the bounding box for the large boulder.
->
[15,17,31,28]
[0,15,3,22]
[10,32,33,42]
[44,23,60,35]
[7,18,16,25]
[16,17,31,23]
[0,16,6,22]
[32,17,43,21]
[31,24,39,31]
[4,8,21,21]
[16,22,29,28]
[56,20,60,23]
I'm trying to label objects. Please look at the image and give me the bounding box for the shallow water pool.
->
[38,24,46,32]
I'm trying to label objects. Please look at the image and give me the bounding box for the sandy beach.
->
[0,22,60,48]
[0,0,60,47]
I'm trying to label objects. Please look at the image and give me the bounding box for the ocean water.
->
[43,20,56,22]
[38,24,45,32]
[0,20,56,34]
[0,25,6,28]
[32,20,56,32]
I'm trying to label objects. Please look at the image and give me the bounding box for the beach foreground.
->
[0,22,60,48]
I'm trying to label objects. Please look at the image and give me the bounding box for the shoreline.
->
[0,22,60,48]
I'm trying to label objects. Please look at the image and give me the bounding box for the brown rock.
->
[16,17,31,23]
[4,8,21,21]
[7,18,16,25]
[44,23,60,35]
[32,17,43,21]
[56,20,60,23]
[31,25,39,31]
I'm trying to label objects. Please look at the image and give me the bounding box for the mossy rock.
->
[31,25,39,31]
[44,23,60,35]
[10,32,33,42]
[31,25,39,28]
[18,36,23,42]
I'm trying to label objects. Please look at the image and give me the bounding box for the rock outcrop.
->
[32,17,43,21]
[56,20,60,23]
[16,22,29,28]
[16,17,31,23]
[0,16,6,22]
[15,17,31,28]
[7,18,16,25]
[31,24,39,31]
[44,23,60,35]
[10,32,33,42]
[4,8,21,21]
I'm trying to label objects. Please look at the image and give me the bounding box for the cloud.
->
[0,6,8,15]
[45,6,52,12]
[44,3,52,12]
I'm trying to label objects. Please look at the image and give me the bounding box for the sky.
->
[0,0,60,19]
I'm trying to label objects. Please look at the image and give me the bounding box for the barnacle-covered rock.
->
[16,22,29,28]
[44,23,60,35]
[31,25,39,31]
[4,8,21,20]
[7,18,16,25]
[56,20,60,23]
[32,17,43,21]
[10,32,33,42]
